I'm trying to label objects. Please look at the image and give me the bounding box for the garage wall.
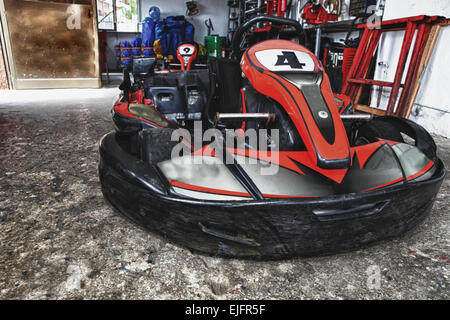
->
[383,0,450,19]
[371,0,450,138]
[140,0,229,44]
[105,0,229,71]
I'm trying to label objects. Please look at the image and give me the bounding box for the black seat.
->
[205,59,242,124]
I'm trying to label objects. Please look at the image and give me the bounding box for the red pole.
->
[396,23,430,117]
[342,27,371,95]
[349,29,381,101]
[385,21,417,115]
[278,0,287,17]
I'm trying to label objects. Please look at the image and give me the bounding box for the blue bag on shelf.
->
[141,6,160,57]
[155,21,168,57]
[142,20,156,56]
[165,16,186,57]
[151,15,196,59]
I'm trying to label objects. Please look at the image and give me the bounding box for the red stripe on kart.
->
[353,141,383,168]
[228,148,351,184]
[364,177,404,192]
[191,145,216,157]
[406,160,434,181]
[378,139,400,146]
[240,88,247,132]
[170,180,317,199]
[263,193,319,199]
[169,180,252,198]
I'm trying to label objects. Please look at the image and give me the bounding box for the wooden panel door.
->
[0,0,100,89]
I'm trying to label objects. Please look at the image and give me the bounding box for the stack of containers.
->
[132,36,142,57]
[120,41,133,68]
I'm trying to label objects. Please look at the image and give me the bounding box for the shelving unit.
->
[227,0,266,43]
[303,19,363,33]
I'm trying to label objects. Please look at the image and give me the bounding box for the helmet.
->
[149,6,161,22]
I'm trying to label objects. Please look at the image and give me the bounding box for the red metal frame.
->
[342,15,443,117]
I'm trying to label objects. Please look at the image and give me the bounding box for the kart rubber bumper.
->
[99,131,446,259]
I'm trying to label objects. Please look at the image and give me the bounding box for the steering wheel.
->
[231,15,310,59]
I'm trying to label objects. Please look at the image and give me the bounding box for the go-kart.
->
[99,16,445,259]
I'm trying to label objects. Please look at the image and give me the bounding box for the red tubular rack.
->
[342,15,444,118]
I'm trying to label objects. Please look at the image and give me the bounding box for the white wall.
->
[383,0,450,20]
[371,0,450,138]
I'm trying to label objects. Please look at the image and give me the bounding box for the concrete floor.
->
[0,88,448,300]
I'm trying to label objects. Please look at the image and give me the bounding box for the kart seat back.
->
[205,59,242,122]
[177,43,198,71]
[241,40,351,169]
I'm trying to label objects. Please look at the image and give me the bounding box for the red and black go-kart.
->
[99,16,445,259]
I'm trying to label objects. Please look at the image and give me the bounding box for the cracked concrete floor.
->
[0,88,448,300]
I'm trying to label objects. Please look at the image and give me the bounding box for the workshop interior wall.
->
[105,0,229,71]
[140,0,229,45]
[372,0,450,137]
